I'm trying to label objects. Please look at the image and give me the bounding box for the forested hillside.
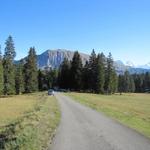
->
[0,36,150,96]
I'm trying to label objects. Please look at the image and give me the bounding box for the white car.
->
[48,89,54,96]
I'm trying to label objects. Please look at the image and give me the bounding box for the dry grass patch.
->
[0,94,37,127]
[0,93,60,150]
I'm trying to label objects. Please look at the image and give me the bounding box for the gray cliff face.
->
[37,49,150,74]
[37,49,89,69]
[16,49,150,74]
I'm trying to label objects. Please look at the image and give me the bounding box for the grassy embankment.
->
[66,92,150,138]
[0,92,60,150]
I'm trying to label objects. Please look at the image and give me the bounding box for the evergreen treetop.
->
[4,35,16,61]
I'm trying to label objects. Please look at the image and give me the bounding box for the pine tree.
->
[24,47,38,93]
[118,75,124,94]
[124,70,130,92]
[70,51,83,90]
[50,69,58,88]
[104,53,115,94]
[144,72,150,92]
[0,48,3,95]
[15,63,24,94]
[38,69,54,91]
[88,49,97,92]
[38,70,45,91]
[3,36,16,95]
[95,53,105,94]
[45,70,53,89]
[118,71,135,93]
[133,74,144,93]
[129,75,135,92]
[111,69,118,93]
[58,58,71,89]
[82,61,90,91]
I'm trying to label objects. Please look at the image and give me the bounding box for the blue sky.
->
[0,0,150,65]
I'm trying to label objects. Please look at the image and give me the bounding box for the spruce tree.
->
[58,58,71,89]
[15,63,24,94]
[88,49,97,92]
[111,69,118,93]
[3,36,16,95]
[118,75,124,94]
[38,69,52,91]
[46,70,53,89]
[104,53,115,94]
[133,74,144,93]
[82,61,90,91]
[24,47,38,93]
[118,71,135,93]
[50,69,58,88]
[124,70,130,92]
[0,48,3,95]
[95,53,105,94]
[129,76,135,92]
[70,51,83,90]
[38,70,45,91]
[144,72,150,91]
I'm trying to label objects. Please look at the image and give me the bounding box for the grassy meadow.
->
[0,92,60,150]
[66,92,150,138]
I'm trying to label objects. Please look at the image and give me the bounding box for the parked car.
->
[48,89,54,96]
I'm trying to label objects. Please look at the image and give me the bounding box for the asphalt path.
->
[50,93,150,150]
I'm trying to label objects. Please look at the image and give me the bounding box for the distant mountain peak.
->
[16,49,150,74]
[137,62,150,69]
[37,49,89,69]
[125,61,135,67]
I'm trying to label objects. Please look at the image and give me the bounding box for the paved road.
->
[50,93,150,150]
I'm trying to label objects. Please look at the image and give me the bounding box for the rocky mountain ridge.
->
[18,49,150,74]
[37,49,89,69]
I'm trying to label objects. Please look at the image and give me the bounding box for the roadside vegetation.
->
[0,93,60,150]
[66,92,150,138]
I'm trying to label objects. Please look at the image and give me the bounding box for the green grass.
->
[65,92,150,138]
[0,92,60,150]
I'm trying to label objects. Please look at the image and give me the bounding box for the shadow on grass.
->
[0,122,19,149]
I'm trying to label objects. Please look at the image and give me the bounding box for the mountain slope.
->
[138,62,150,69]
[37,49,89,69]
[37,49,150,74]
[114,60,150,74]
[17,49,150,74]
